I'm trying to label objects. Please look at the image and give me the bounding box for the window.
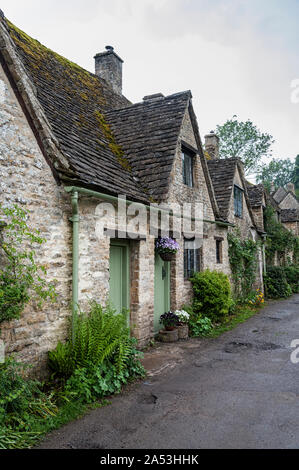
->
[216,239,222,264]
[184,239,201,279]
[182,150,194,187]
[234,185,243,218]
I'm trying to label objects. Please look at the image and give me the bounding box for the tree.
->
[294,155,299,198]
[216,115,274,175]
[256,158,295,192]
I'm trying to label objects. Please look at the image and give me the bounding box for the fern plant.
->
[48,303,133,378]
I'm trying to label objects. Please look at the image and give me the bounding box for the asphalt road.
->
[39,294,299,449]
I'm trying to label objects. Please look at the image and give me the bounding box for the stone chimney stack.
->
[286,182,295,194]
[205,131,220,160]
[94,46,123,95]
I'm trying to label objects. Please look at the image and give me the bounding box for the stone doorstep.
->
[140,338,201,378]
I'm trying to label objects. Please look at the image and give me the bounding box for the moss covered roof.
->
[3,19,151,202]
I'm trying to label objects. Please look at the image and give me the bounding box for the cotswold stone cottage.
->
[272,184,299,236]
[0,15,264,370]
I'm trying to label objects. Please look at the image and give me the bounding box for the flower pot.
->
[159,252,175,262]
[165,325,176,331]
[178,324,189,340]
[159,328,179,343]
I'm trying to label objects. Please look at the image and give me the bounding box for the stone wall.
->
[0,63,72,373]
[165,109,231,308]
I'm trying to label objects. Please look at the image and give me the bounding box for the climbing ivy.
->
[228,229,259,300]
[0,204,57,324]
[263,206,299,265]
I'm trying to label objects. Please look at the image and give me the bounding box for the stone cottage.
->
[271,183,299,236]
[0,14,263,370]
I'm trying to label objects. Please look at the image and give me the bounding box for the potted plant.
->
[159,311,179,343]
[160,311,179,331]
[174,310,190,340]
[155,237,179,262]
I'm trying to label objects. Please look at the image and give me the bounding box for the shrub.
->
[189,315,213,337]
[264,266,292,299]
[190,270,233,321]
[284,265,299,294]
[48,303,140,379]
[0,357,57,448]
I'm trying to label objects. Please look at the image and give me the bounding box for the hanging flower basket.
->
[159,252,175,262]
[155,237,180,262]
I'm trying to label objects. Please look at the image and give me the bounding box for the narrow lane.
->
[39,295,299,449]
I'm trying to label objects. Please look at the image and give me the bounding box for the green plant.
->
[264,205,298,265]
[0,204,56,324]
[0,357,58,449]
[189,315,213,337]
[284,265,299,293]
[48,303,137,378]
[64,348,145,404]
[228,229,259,300]
[264,266,292,299]
[159,311,179,329]
[190,270,233,321]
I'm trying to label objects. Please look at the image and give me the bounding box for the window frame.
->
[182,148,194,188]
[234,184,243,218]
[216,239,223,264]
[184,239,201,279]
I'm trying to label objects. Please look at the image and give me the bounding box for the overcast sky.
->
[1,0,299,169]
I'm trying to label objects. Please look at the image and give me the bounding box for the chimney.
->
[94,46,123,95]
[286,182,295,194]
[204,131,219,160]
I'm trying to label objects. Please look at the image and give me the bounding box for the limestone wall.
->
[0,63,72,372]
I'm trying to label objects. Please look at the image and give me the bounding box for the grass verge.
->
[206,303,265,339]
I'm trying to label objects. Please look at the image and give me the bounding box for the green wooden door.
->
[154,253,170,333]
[109,241,129,313]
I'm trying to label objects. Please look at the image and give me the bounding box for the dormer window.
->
[234,185,243,218]
[182,149,194,187]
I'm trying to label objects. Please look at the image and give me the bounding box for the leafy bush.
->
[64,346,145,404]
[284,265,299,294]
[264,266,292,299]
[189,315,213,337]
[48,303,133,378]
[190,270,233,321]
[0,204,56,324]
[0,357,58,448]
[228,230,259,299]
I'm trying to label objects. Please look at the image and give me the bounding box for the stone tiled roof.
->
[246,184,265,207]
[272,187,287,204]
[106,92,191,200]
[0,18,201,205]
[280,209,299,223]
[207,158,238,219]
[0,18,152,202]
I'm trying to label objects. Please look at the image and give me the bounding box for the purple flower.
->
[155,237,180,254]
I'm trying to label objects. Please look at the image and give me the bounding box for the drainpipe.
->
[262,234,267,275]
[70,190,79,345]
